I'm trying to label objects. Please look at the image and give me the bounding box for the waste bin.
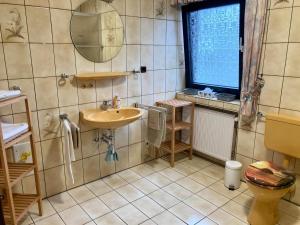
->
[224,160,242,190]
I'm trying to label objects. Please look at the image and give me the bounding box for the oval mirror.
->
[70,0,124,63]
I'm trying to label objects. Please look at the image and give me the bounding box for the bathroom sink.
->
[80,107,143,129]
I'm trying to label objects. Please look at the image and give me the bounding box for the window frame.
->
[182,0,245,98]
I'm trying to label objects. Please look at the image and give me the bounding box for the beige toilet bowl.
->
[246,181,294,225]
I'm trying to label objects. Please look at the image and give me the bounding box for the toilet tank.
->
[265,114,300,159]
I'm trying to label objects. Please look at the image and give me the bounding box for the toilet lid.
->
[245,161,296,189]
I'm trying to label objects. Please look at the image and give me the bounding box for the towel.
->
[1,122,28,142]
[148,109,161,130]
[0,90,21,100]
[146,106,167,148]
[63,120,76,184]
[70,122,80,149]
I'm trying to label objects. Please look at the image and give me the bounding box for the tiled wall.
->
[236,0,300,205]
[0,0,184,198]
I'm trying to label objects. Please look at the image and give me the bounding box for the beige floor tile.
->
[176,177,205,193]
[208,209,247,225]
[159,168,185,181]
[148,189,180,209]
[196,218,217,225]
[48,192,77,212]
[59,205,91,225]
[117,169,142,183]
[200,164,225,180]
[152,211,186,225]
[146,158,170,171]
[174,162,198,176]
[68,186,95,203]
[19,214,33,225]
[233,193,253,209]
[30,200,56,222]
[279,199,300,219]
[103,174,128,189]
[182,157,212,171]
[80,198,111,219]
[163,183,193,201]
[184,195,217,216]
[146,172,172,188]
[140,220,157,225]
[85,222,96,225]
[189,172,217,187]
[222,201,249,223]
[279,212,300,225]
[99,190,128,210]
[130,164,156,176]
[94,212,126,225]
[35,214,64,225]
[85,180,112,196]
[131,178,160,194]
[116,184,145,202]
[114,204,148,225]
[132,196,165,217]
[209,181,241,199]
[198,188,230,207]
[169,202,204,225]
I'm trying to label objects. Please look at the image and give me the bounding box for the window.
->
[182,0,245,97]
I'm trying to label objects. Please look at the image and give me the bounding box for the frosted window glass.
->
[188,4,240,89]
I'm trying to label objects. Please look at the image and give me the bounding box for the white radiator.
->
[191,107,236,162]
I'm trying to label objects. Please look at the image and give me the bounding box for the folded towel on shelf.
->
[1,122,28,142]
[70,122,80,149]
[146,106,167,148]
[0,90,21,100]
[63,119,76,184]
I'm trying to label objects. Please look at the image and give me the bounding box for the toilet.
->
[245,114,300,225]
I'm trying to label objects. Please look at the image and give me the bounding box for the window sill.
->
[176,92,240,113]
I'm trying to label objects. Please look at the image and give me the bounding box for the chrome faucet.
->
[101,96,120,110]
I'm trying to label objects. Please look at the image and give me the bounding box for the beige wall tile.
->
[281,77,300,111]
[126,16,141,45]
[141,0,153,18]
[0,0,24,4]
[38,108,61,141]
[31,44,55,77]
[57,78,78,107]
[51,9,72,43]
[49,0,71,9]
[54,44,76,76]
[111,0,125,15]
[289,8,300,42]
[294,0,300,6]
[167,0,178,20]
[25,0,49,6]
[129,119,142,144]
[263,43,287,76]
[166,46,177,70]
[113,77,127,98]
[259,75,283,107]
[141,18,154,45]
[141,45,154,70]
[129,142,142,167]
[256,105,278,134]
[35,77,58,109]
[81,130,99,158]
[115,125,129,148]
[22,172,46,198]
[126,0,140,16]
[236,129,255,158]
[166,69,176,92]
[154,20,166,45]
[154,70,166,93]
[66,160,84,189]
[45,165,66,196]
[166,21,178,45]
[154,46,166,70]
[127,45,140,71]
[267,8,292,43]
[154,0,166,19]
[100,153,116,177]
[4,43,32,79]
[142,71,154,95]
[116,146,129,172]
[77,80,96,104]
[253,133,274,161]
[71,0,86,9]
[26,6,52,43]
[75,51,94,74]
[112,45,126,71]
[269,0,293,9]
[96,79,112,102]
[41,138,63,170]
[83,155,100,183]
[0,5,28,42]
[0,44,6,80]
[285,43,300,77]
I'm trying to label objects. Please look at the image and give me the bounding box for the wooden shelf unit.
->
[156,99,195,167]
[0,95,42,225]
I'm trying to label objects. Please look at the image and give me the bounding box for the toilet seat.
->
[245,161,296,190]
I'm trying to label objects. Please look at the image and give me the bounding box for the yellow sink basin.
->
[80,107,143,129]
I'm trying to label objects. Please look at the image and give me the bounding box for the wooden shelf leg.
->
[189,104,195,160]
[25,98,43,216]
[171,107,176,167]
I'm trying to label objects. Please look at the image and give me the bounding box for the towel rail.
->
[134,103,167,112]
[59,113,72,123]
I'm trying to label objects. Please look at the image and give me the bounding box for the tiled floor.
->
[20,156,300,225]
